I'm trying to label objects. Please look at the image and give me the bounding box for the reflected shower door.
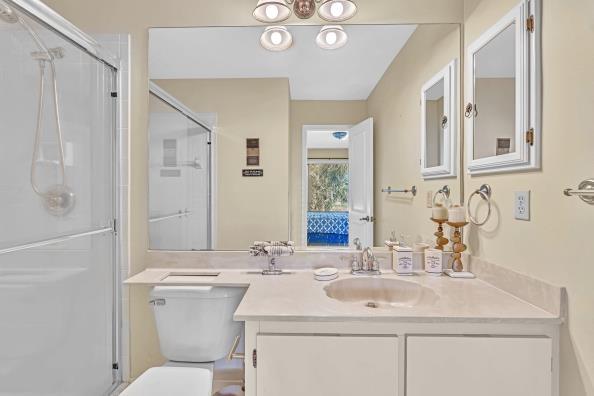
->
[0,4,117,395]
[148,91,211,251]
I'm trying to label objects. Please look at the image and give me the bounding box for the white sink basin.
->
[324,277,438,308]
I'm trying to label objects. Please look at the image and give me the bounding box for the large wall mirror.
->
[465,0,540,174]
[147,24,463,251]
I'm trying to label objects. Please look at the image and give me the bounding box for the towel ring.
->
[467,184,492,226]
[433,185,451,206]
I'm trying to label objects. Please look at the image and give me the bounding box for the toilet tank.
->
[150,286,246,362]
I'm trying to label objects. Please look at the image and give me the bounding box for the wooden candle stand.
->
[430,218,449,251]
[446,221,469,272]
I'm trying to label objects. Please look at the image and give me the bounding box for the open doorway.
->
[303,126,350,247]
[302,120,374,248]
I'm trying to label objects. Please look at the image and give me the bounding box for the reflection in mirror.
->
[148,24,462,251]
[148,86,213,250]
[473,22,516,160]
[424,80,445,168]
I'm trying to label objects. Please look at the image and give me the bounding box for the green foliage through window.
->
[308,163,348,212]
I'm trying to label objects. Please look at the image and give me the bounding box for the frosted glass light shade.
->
[260,26,293,51]
[318,0,357,22]
[253,0,292,23]
[316,25,348,50]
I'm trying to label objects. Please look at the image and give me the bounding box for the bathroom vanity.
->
[126,267,563,396]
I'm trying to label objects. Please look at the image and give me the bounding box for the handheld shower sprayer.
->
[1,1,75,216]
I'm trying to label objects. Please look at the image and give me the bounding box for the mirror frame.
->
[420,59,458,179]
[465,0,541,175]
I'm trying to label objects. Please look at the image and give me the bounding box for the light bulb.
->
[270,31,283,45]
[325,31,337,45]
[265,4,279,20]
[330,1,344,17]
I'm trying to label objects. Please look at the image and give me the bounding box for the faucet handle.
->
[353,237,362,250]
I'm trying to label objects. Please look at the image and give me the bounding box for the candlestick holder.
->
[430,218,449,250]
[446,221,469,271]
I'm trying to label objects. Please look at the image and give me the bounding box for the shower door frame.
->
[1,0,123,393]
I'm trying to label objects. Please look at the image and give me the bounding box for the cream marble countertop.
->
[125,268,562,325]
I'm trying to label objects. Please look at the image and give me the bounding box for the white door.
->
[256,334,398,396]
[348,117,374,247]
[406,336,552,396]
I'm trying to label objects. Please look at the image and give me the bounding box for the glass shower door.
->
[0,3,118,395]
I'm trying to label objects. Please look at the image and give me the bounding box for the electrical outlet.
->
[515,191,530,221]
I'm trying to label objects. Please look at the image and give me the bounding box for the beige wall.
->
[41,0,464,381]
[368,24,462,246]
[290,100,369,246]
[153,79,290,250]
[464,0,594,394]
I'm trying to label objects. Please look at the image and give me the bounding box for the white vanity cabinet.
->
[244,322,558,396]
[255,334,399,396]
[406,336,552,396]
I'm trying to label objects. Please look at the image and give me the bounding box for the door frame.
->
[301,124,351,249]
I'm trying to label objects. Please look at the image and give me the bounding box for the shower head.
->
[0,2,18,24]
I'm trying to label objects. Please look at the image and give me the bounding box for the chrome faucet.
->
[351,244,381,276]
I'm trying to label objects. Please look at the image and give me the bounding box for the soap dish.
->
[444,269,475,279]
[314,267,339,281]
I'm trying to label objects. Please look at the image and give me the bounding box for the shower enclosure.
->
[148,82,213,251]
[0,1,120,394]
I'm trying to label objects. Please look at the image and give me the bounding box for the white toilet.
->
[122,285,246,396]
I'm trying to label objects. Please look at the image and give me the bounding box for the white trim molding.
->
[420,59,458,179]
[465,0,541,175]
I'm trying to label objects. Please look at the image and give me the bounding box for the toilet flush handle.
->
[227,335,245,361]
[149,298,166,306]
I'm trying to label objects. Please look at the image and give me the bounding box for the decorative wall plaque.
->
[246,138,260,166]
[242,169,264,177]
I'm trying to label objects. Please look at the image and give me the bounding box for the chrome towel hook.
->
[467,184,492,226]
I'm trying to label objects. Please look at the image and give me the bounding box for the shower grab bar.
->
[149,210,192,224]
[0,226,114,255]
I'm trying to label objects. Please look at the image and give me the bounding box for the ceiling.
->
[149,25,417,101]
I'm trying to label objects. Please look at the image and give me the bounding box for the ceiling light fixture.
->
[332,131,348,140]
[253,0,292,23]
[260,26,293,51]
[253,0,357,22]
[317,0,357,22]
[316,25,348,50]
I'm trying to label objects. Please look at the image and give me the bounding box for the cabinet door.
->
[256,334,398,396]
[407,336,552,396]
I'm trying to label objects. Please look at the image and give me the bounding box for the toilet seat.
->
[121,366,212,396]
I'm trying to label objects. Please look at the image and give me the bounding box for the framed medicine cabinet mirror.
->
[420,60,457,179]
[465,0,541,175]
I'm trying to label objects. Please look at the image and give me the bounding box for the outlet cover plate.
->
[515,191,530,221]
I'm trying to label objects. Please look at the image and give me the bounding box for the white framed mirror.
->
[465,0,540,175]
[420,59,457,179]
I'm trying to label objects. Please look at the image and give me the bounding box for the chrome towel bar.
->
[564,179,594,205]
[381,186,417,196]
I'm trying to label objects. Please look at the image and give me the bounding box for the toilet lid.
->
[121,367,212,396]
